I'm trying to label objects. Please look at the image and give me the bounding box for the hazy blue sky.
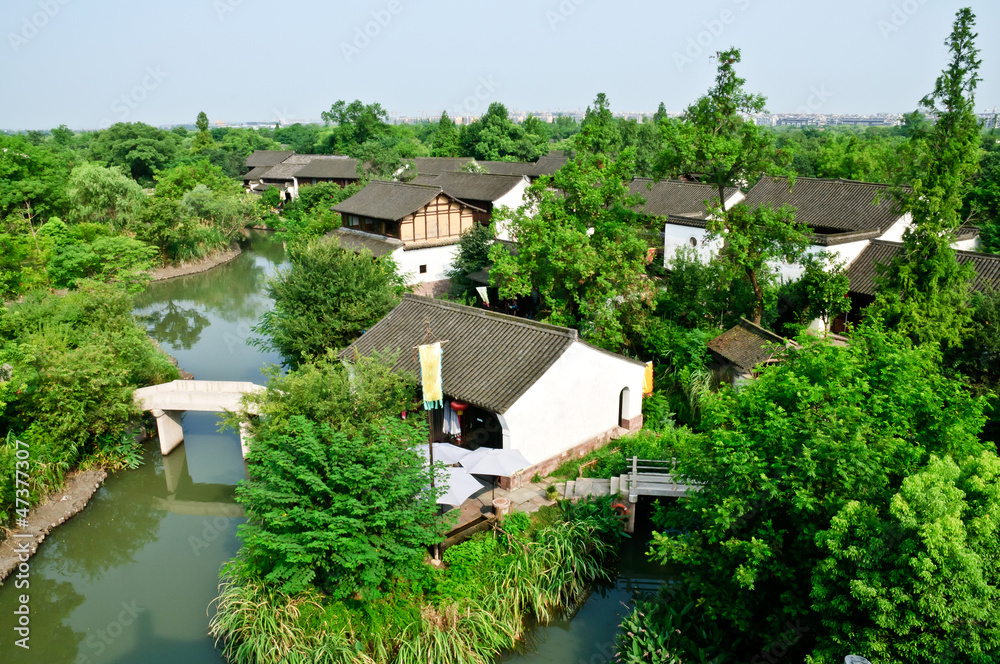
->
[2,0,998,129]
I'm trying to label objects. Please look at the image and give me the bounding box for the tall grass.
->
[209,502,619,664]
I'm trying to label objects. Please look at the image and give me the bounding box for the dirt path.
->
[148,245,242,283]
[0,470,107,584]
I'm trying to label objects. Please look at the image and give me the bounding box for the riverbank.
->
[0,469,107,583]
[148,244,242,282]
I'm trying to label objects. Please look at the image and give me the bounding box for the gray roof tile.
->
[707,319,793,372]
[629,178,738,219]
[246,150,294,167]
[743,176,906,234]
[847,240,1000,296]
[340,294,582,413]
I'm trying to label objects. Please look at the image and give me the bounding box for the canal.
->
[0,232,669,663]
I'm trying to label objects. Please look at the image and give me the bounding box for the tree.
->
[489,149,654,351]
[50,124,73,146]
[811,452,1000,663]
[645,325,990,662]
[251,238,407,368]
[191,111,215,153]
[575,93,622,157]
[657,48,803,324]
[232,414,441,599]
[227,351,435,599]
[88,122,180,182]
[460,102,548,162]
[319,99,391,154]
[786,254,850,333]
[0,134,72,220]
[871,8,982,347]
[446,223,495,299]
[431,111,460,157]
[65,162,146,230]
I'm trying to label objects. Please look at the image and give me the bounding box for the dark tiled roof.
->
[629,178,739,219]
[263,154,313,180]
[847,240,1000,296]
[707,319,792,372]
[810,229,884,247]
[743,177,906,234]
[243,165,273,181]
[431,171,526,203]
[664,214,710,229]
[479,161,536,177]
[412,157,471,176]
[340,294,580,413]
[532,154,569,176]
[327,227,403,258]
[408,174,440,186]
[294,156,359,180]
[246,150,294,167]
[333,180,484,222]
[332,181,444,222]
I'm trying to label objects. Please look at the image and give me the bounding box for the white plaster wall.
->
[393,244,459,285]
[773,239,873,283]
[663,223,720,266]
[952,237,981,251]
[501,342,645,465]
[877,214,911,243]
[492,177,532,242]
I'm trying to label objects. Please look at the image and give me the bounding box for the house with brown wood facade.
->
[331,180,486,295]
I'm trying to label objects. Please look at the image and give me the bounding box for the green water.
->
[0,232,670,663]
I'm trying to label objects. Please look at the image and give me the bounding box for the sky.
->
[1,0,998,130]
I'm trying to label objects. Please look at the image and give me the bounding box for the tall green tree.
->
[251,238,407,368]
[871,8,982,347]
[431,111,460,157]
[489,149,654,351]
[657,48,804,324]
[575,92,622,157]
[191,111,215,153]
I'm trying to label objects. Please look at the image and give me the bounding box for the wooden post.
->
[626,500,637,534]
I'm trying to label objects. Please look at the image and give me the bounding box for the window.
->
[419,265,427,274]
[689,237,698,247]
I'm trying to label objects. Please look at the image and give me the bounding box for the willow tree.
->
[872,7,982,347]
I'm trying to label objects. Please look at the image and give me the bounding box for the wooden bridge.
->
[560,457,701,502]
[558,457,701,533]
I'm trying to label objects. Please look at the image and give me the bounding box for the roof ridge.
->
[767,174,895,190]
[402,294,578,339]
[372,180,442,190]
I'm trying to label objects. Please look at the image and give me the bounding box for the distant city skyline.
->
[2,0,998,131]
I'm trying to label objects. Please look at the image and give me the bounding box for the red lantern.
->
[450,401,468,417]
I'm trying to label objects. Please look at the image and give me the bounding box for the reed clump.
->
[210,497,623,664]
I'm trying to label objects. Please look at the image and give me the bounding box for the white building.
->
[331,180,487,296]
[662,176,981,281]
[341,295,646,487]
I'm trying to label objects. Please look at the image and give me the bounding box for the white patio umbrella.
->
[414,442,472,466]
[435,467,486,508]
[460,448,532,477]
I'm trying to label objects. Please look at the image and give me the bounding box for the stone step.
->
[564,480,576,500]
[610,475,620,497]
[575,477,594,497]
[593,478,611,496]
